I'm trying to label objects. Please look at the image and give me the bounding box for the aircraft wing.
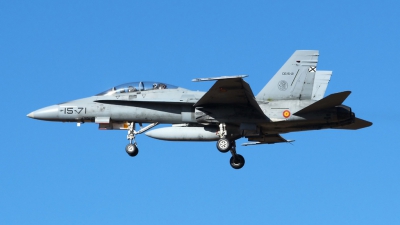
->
[242,134,294,146]
[193,77,269,121]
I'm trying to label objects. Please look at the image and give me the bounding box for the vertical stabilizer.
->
[312,71,332,100]
[256,50,319,101]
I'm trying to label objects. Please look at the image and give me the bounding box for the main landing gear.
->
[217,123,245,169]
[229,147,245,170]
[216,138,231,153]
[125,122,158,157]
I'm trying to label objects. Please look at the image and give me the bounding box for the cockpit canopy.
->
[96,81,179,96]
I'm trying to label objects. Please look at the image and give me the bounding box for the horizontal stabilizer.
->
[242,134,293,146]
[242,140,294,146]
[334,118,373,130]
[294,91,351,115]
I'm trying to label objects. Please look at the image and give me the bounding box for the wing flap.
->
[294,91,351,115]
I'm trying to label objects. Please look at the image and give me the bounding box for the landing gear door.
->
[240,123,260,137]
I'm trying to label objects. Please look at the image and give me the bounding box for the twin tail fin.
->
[256,50,319,101]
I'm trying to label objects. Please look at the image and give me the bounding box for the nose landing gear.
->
[126,122,138,157]
[125,143,138,156]
[125,122,158,157]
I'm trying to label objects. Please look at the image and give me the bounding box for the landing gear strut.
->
[228,142,245,169]
[125,122,158,157]
[216,123,231,152]
[126,122,138,157]
[216,123,245,169]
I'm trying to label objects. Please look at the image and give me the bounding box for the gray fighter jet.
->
[27,50,372,169]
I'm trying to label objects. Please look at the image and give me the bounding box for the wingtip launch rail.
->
[192,75,248,82]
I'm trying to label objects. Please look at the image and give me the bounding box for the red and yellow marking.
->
[283,110,291,118]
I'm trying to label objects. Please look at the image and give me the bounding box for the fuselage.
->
[27,83,355,135]
[26,50,372,170]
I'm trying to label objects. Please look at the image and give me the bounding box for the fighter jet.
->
[27,50,372,169]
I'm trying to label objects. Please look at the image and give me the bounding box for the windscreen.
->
[96,81,179,96]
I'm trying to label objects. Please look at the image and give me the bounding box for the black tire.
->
[216,138,231,153]
[230,154,245,169]
[125,143,139,157]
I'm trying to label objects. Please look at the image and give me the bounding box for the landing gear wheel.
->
[230,154,245,169]
[217,138,231,153]
[125,143,139,157]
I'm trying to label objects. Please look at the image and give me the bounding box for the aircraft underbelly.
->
[195,106,267,124]
[260,116,354,134]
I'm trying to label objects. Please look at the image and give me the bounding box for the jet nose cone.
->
[27,105,59,121]
[27,112,34,118]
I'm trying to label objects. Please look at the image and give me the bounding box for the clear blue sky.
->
[1,1,399,224]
